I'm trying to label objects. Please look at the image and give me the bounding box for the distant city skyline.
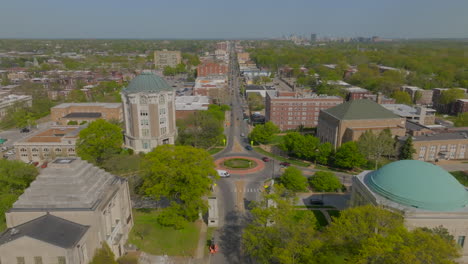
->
[1,0,467,39]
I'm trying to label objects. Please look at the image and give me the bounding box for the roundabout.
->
[214,156,265,174]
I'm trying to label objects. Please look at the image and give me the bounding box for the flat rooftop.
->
[52,102,122,109]
[404,131,468,142]
[63,112,102,118]
[15,126,83,144]
[11,158,119,210]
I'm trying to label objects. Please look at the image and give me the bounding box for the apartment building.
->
[400,85,433,105]
[265,91,343,131]
[0,94,32,120]
[154,49,182,68]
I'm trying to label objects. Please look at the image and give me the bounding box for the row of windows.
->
[20,148,74,153]
[272,111,319,116]
[272,107,324,111]
[419,144,466,159]
[272,102,339,106]
[4,256,66,264]
[273,116,318,121]
[139,96,167,105]
[141,127,168,137]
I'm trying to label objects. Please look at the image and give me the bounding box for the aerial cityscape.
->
[0,1,468,264]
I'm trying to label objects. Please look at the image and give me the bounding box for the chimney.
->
[376,92,382,104]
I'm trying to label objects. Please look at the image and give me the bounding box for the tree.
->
[333,142,366,170]
[76,119,123,165]
[279,167,308,192]
[414,90,423,104]
[316,142,333,165]
[249,121,280,144]
[90,242,118,264]
[399,136,416,160]
[247,93,265,111]
[357,129,396,169]
[440,88,465,105]
[454,112,468,127]
[242,188,322,264]
[392,91,412,105]
[308,171,342,192]
[140,145,217,228]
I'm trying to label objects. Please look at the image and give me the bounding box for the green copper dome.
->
[364,160,468,211]
[123,73,173,93]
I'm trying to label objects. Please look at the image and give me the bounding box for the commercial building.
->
[154,50,182,68]
[197,62,228,77]
[245,85,275,98]
[317,99,406,148]
[51,103,123,125]
[351,160,468,262]
[0,94,32,120]
[14,126,83,162]
[382,104,436,125]
[121,73,177,153]
[193,76,227,97]
[400,131,468,161]
[0,157,133,264]
[400,85,433,105]
[175,95,210,119]
[265,91,343,131]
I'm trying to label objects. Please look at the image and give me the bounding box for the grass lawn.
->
[327,210,341,219]
[451,171,468,186]
[223,158,256,169]
[295,205,336,209]
[208,147,224,155]
[128,209,200,256]
[312,210,328,228]
[253,147,310,167]
[269,134,285,145]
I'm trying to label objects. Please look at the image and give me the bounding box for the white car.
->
[217,170,230,178]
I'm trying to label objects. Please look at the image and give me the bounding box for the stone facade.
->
[122,89,177,153]
[154,50,181,68]
[51,103,123,125]
[0,158,133,264]
[405,133,468,161]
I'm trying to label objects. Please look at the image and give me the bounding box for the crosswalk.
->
[233,188,263,193]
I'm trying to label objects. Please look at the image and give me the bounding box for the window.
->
[140,96,147,105]
[140,119,149,126]
[142,141,151,149]
[142,129,150,137]
[58,256,66,264]
[418,146,426,159]
[160,127,167,135]
[159,95,165,104]
[160,117,166,125]
[68,148,75,152]
[140,111,148,116]
[160,108,166,115]
[55,148,62,152]
[34,256,43,264]
[458,236,465,248]
[20,148,27,152]
[16,257,25,264]
[32,148,39,152]
[43,148,49,152]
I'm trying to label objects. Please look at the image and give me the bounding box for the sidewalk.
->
[194,221,208,260]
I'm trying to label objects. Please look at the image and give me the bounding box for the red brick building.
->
[197,62,228,77]
[265,91,343,130]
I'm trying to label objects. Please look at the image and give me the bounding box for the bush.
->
[279,167,308,192]
[67,120,78,125]
[308,171,342,192]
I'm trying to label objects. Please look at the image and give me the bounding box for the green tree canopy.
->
[279,167,308,192]
[454,112,468,127]
[392,90,412,105]
[247,93,265,111]
[440,88,465,105]
[140,145,217,228]
[399,136,416,160]
[249,121,280,144]
[76,119,123,165]
[308,171,342,192]
[357,129,396,169]
[333,141,366,170]
[242,188,321,264]
[90,242,118,264]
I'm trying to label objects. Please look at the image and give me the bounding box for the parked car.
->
[245,145,253,151]
[262,157,270,162]
[279,162,291,167]
[32,162,39,167]
[41,162,48,168]
[20,128,30,133]
[216,169,230,178]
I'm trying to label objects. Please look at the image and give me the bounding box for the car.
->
[5,150,14,156]
[216,169,230,178]
[41,162,48,168]
[309,199,324,205]
[262,157,270,162]
[20,128,30,133]
[279,162,291,167]
[32,162,39,167]
[240,133,245,137]
[245,145,253,151]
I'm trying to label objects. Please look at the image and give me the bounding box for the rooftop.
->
[52,102,121,109]
[122,72,173,94]
[0,214,89,248]
[323,99,400,120]
[17,126,83,143]
[361,160,468,212]
[382,104,435,117]
[11,158,120,210]
[343,86,369,93]
[175,96,210,111]
[401,85,423,91]
[402,131,468,142]
[63,112,102,119]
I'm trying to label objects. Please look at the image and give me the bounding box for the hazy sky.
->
[1,0,467,39]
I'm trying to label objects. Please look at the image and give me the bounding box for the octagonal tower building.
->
[121,73,177,153]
